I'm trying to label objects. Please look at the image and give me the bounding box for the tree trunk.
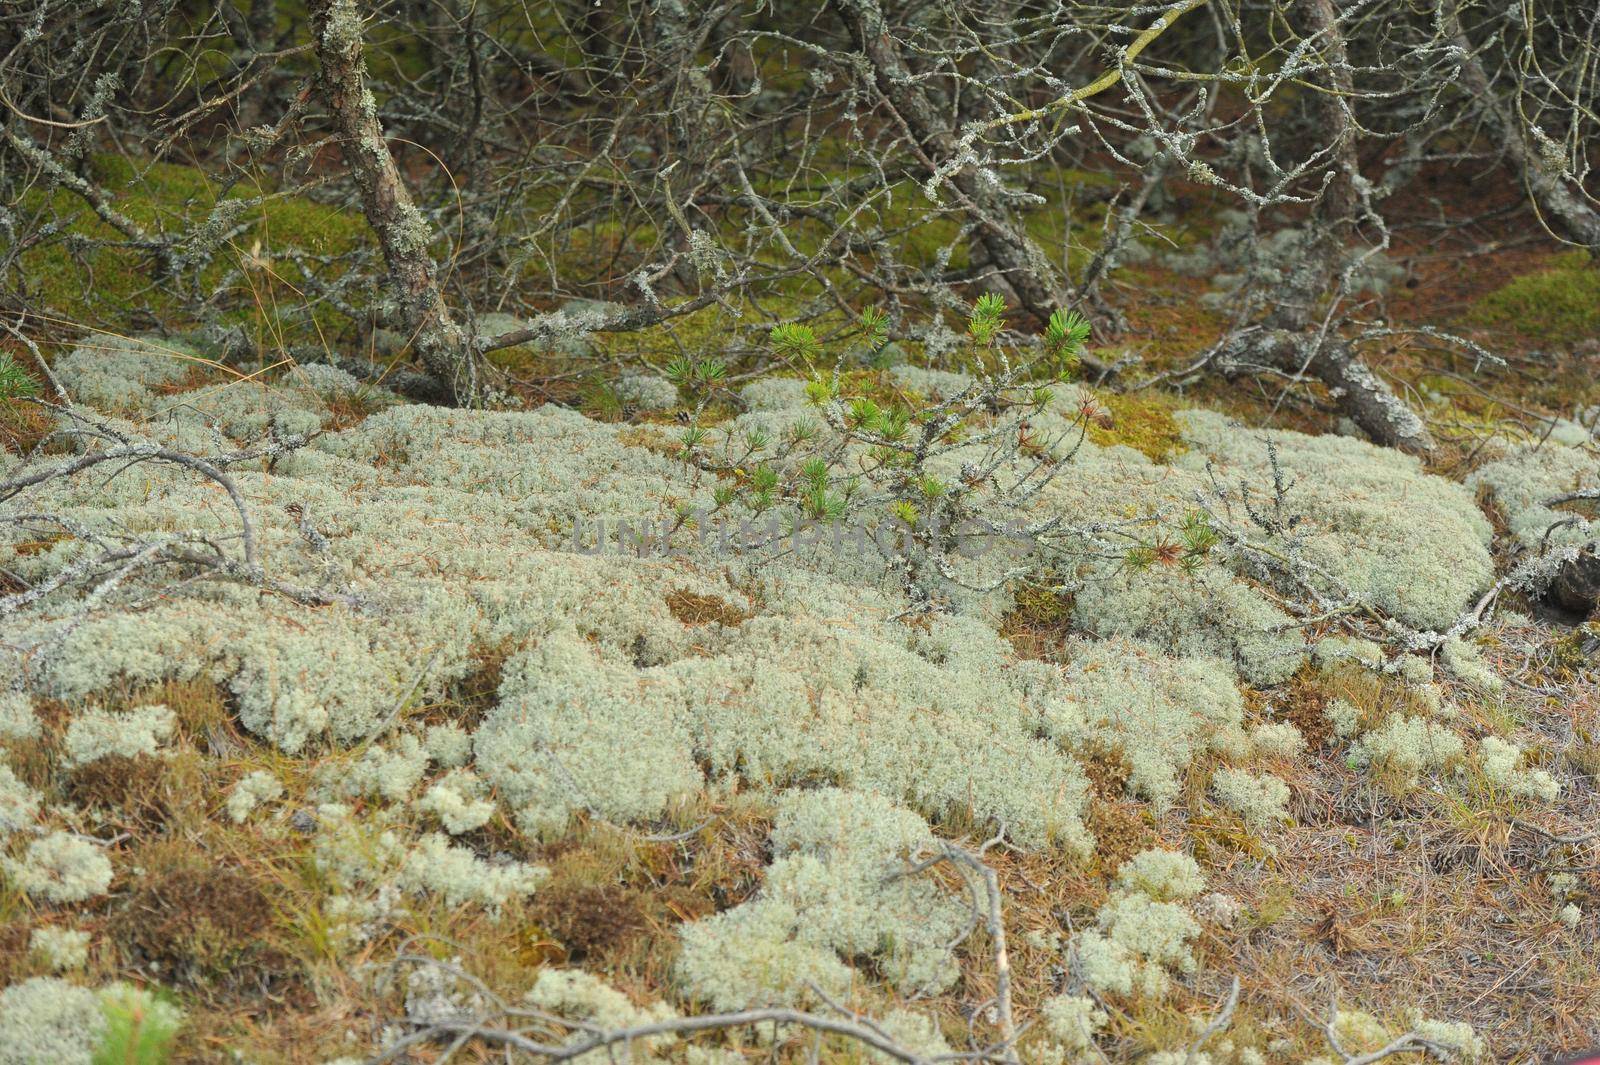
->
[1444,0,1600,251]
[831,0,1067,326]
[1222,0,1433,453]
[306,0,485,404]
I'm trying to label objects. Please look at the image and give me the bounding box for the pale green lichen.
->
[873,1010,953,1063]
[1073,848,1205,998]
[615,373,680,412]
[1468,442,1598,553]
[1405,1013,1485,1063]
[313,807,544,917]
[0,978,104,1065]
[51,333,201,411]
[525,970,677,1062]
[675,789,967,1009]
[1113,848,1207,903]
[1352,716,1466,790]
[475,630,702,836]
[424,723,473,768]
[478,608,1093,848]
[1324,698,1362,740]
[5,832,114,903]
[28,926,91,972]
[227,769,284,823]
[0,765,41,834]
[1210,767,1291,827]
[335,734,430,803]
[416,771,496,834]
[397,832,546,909]
[1039,638,1247,807]
[1174,411,1494,631]
[1313,636,1383,671]
[1249,721,1306,760]
[0,692,40,741]
[1477,736,1561,802]
[1070,564,1306,685]
[1440,636,1503,692]
[62,703,175,768]
[1038,993,1106,1058]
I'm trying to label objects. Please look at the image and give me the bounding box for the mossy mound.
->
[1465,250,1600,346]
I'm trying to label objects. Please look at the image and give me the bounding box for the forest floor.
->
[1,158,1599,1065]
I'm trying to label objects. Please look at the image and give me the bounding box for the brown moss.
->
[533,882,650,962]
[652,804,773,914]
[1088,799,1153,874]
[437,639,519,727]
[1080,744,1133,800]
[105,677,233,747]
[1567,729,1600,782]
[1272,669,1336,750]
[665,588,752,628]
[317,388,380,432]
[63,753,171,829]
[0,921,33,987]
[2,736,52,791]
[998,580,1075,660]
[147,365,216,396]
[109,845,303,1005]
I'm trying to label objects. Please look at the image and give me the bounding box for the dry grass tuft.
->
[665,588,753,628]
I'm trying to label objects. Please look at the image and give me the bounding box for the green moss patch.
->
[1085,389,1186,461]
[1465,250,1600,346]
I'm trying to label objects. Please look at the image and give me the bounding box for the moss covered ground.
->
[3,159,1600,1065]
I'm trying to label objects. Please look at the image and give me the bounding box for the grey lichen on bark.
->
[307,0,489,406]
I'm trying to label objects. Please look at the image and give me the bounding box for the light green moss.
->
[1466,251,1600,346]
[1084,390,1187,462]
[23,156,369,336]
